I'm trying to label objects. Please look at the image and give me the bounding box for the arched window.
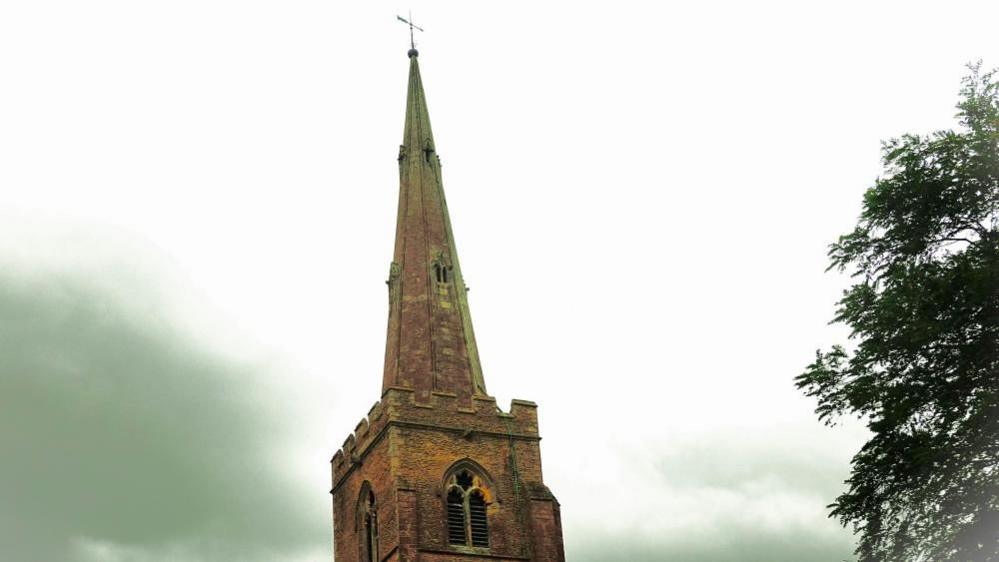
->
[357,486,378,562]
[433,262,451,285]
[445,468,490,548]
[364,490,378,562]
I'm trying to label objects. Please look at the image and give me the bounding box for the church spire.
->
[382,49,487,401]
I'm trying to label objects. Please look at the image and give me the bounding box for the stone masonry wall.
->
[331,388,564,561]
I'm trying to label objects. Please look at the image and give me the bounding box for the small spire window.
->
[424,139,435,164]
[433,263,451,284]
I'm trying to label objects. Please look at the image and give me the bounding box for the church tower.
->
[330,47,566,562]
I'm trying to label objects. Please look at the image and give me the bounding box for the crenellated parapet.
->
[331,387,540,489]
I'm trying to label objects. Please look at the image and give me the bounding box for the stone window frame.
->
[431,255,453,286]
[355,481,378,562]
[441,459,495,550]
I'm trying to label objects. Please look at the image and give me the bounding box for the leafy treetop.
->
[797,63,999,562]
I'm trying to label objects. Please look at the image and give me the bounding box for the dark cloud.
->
[0,269,327,561]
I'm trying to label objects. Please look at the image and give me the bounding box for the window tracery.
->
[444,466,491,548]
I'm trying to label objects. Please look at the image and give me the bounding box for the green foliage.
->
[797,63,999,562]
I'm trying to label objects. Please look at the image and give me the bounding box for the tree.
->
[797,63,999,562]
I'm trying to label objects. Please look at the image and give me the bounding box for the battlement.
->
[331,387,540,486]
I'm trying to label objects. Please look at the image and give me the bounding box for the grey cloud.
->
[562,431,859,562]
[0,269,327,561]
[651,430,855,500]
[0,226,859,562]
[573,526,854,562]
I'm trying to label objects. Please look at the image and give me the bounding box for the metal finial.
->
[396,13,424,55]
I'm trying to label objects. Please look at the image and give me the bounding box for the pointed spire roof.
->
[402,49,434,166]
[382,50,487,402]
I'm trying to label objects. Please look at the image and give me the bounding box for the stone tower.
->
[330,48,566,562]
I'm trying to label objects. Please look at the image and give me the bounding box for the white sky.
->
[2,1,997,560]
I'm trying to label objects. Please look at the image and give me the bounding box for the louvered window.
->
[446,488,467,545]
[444,468,491,549]
[468,490,489,547]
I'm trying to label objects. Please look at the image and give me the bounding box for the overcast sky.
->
[2,1,997,561]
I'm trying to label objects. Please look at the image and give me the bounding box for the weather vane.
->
[396,13,424,51]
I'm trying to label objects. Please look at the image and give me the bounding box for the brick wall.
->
[332,389,564,561]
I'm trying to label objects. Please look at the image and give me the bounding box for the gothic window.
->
[358,486,378,562]
[445,467,490,548]
[364,490,378,562]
